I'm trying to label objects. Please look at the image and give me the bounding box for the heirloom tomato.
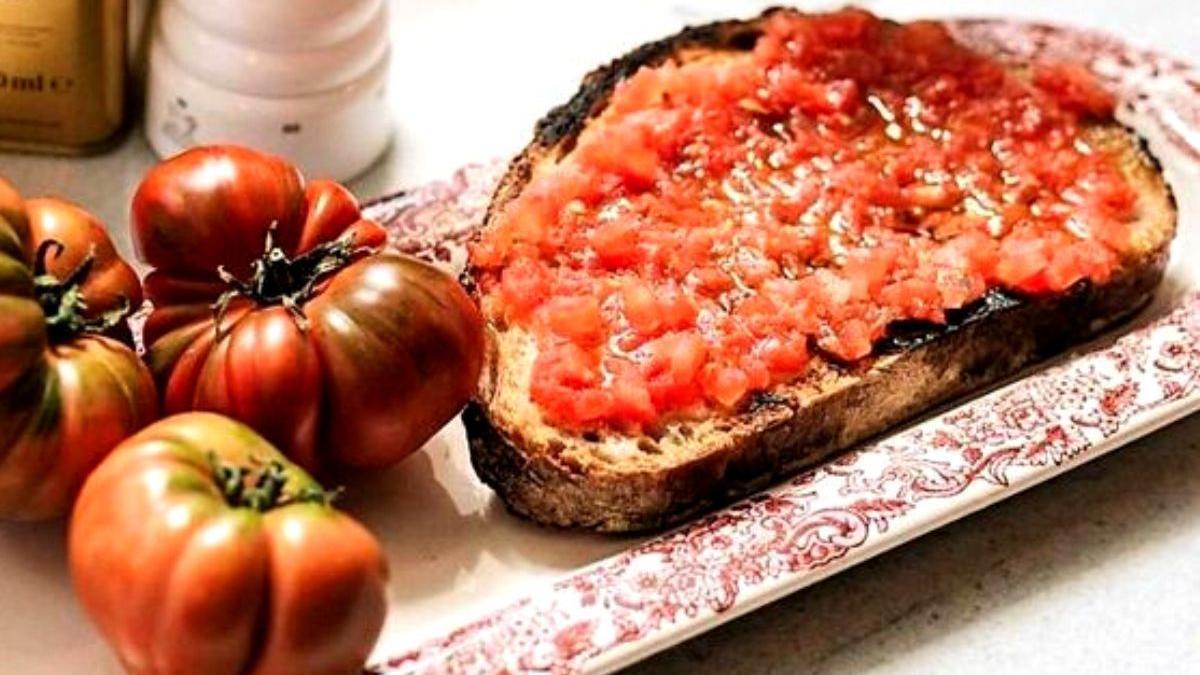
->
[70,412,388,675]
[0,178,156,520]
[133,146,483,473]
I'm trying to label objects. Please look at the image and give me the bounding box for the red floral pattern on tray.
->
[366,161,505,275]
[361,20,1199,675]
[366,297,1199,675]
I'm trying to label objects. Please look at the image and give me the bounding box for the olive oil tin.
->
[0,0,127,153]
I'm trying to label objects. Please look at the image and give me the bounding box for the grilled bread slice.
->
[465,10,1177,532]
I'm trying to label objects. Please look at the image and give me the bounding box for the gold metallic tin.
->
[0,0,127,153]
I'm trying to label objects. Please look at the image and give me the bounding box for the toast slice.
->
[465,10,1177,532]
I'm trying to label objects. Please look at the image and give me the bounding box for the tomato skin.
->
[0,180,156,520]
[133,147,386,282]
[25,198,143,319]
[69,412,388,675]
[149,255,484,472]
[0,179,45,396]
[305,255,484,468]
[132,145,306,279]
[185,304,324,471]
[135,146,483,473]
[0,338,157,519]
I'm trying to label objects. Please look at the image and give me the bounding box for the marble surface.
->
[1,1,1197,673]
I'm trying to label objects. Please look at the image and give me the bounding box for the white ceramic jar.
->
[145,0,391,181]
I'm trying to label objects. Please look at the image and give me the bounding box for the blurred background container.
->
[144,0,392,181]
[0,0,129,153]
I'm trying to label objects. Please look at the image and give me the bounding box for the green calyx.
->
[209,454,338,512]
[211,223,365,334]
[33,239,130,343]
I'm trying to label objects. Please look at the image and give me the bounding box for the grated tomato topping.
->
[472,9,1138,431]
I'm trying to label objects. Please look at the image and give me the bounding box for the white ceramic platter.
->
[1,17,1198,675]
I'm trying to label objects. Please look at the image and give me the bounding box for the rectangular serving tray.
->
[359,19,1200,673]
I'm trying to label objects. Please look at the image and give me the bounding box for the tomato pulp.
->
[473,9,1138,430]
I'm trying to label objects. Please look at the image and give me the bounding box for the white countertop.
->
[2,1,1198,672]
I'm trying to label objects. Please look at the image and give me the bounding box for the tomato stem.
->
[33,239,131,343]
[211,223,368,336]
[209,455,336,511]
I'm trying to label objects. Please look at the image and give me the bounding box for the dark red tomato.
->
[0,179,157,520]
[70,412,388,675]
[134,146,483,473]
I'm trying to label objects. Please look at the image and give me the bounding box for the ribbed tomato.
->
[133,146,483,473]
[0,178,156,520]
[69,412,387,675]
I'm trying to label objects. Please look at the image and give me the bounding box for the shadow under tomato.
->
[0,517,69,581]
[627,412,1200,674]
[333,438,485,605]
[0,517,117,673]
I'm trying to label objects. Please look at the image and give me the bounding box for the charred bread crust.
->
[466,258,1165,532]
[466,10,1178,532]
[484,13,776,225]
